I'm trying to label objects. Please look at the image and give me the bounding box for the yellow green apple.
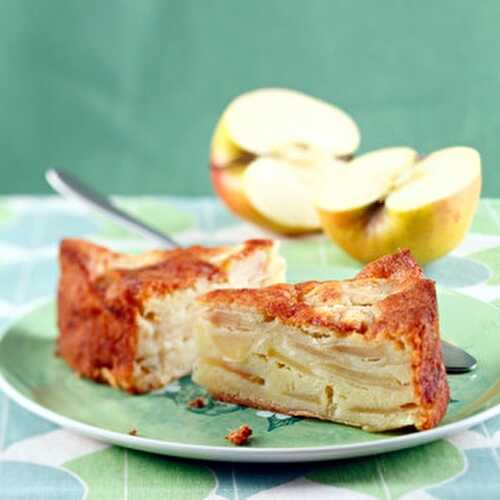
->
[316,147,482,264]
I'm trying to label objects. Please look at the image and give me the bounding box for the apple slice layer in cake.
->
[193,250,449,432]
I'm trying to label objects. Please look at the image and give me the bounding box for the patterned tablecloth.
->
[0,195,500,499]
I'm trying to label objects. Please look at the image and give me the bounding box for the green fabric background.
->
[0,0,499,196]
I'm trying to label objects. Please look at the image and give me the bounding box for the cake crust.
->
[195,250,449,431]
[57,238,282,393]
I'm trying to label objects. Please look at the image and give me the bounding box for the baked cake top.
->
[198,249,437,343]
[60,238,283,302]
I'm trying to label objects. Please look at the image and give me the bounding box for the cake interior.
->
[193,278,424,431]
[129,244,286,392]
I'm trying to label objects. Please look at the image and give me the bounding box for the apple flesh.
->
[210,164,302,234]
[316,147,481,264]
[222,88,360,158]
[242,156,336,232]
[210,88,360,234]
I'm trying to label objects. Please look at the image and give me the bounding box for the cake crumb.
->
[128,428,138,436]
[188,397,206,409]
[225,424,252,446]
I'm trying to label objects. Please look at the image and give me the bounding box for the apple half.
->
[316,147,482,264]
[210,88,360,234]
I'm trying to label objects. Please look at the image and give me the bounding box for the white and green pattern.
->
[1,196,500,499]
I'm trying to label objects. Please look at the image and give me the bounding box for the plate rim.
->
[1,297,500,463]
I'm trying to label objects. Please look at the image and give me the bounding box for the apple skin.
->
[210,118,245,167]
[210,163,318,235]
[317,176,481,265]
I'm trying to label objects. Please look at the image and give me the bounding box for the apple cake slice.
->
[57,238,285,393]
[193,250,449,431]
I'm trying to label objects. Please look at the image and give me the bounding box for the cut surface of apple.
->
[386,148,480,210]
[319,147,418,210]
[317,146,481,264]
[223,88,360,158]
[211,164,304,234]
[243,157,337,230]
[210,88,360,234]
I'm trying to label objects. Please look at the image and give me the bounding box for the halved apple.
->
[210,88,360,234]
[316,147,482,264]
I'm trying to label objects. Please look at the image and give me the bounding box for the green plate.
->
[1,277,499,462]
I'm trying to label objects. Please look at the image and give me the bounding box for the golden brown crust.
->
[198,249,449,430]
[57,238,276,393]
[355,248,424,281]
[373,278,449,429]
[57,239,139,391]
[200,249,429,338]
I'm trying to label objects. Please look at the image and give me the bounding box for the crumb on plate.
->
[225,424,252,446]
[188,397,206,409]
